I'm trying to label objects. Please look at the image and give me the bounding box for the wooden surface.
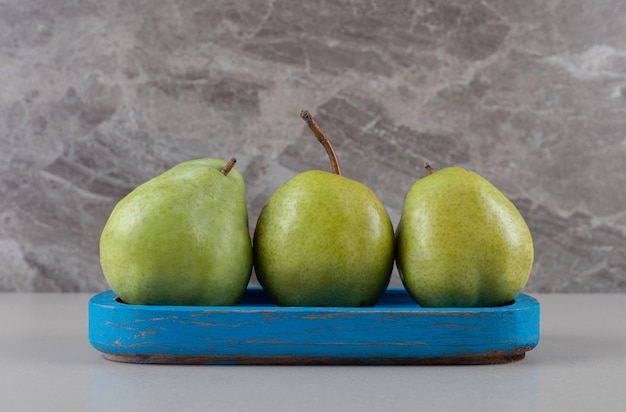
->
[88,287,540,365]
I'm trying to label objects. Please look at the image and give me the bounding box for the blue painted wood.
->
[88,287,540,365]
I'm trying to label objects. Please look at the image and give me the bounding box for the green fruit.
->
[396,166,534,307]
[253,111,395,307]
[254,170,395,307]
[99,158,252,306]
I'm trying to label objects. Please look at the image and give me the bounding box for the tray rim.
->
[89,286,538,312]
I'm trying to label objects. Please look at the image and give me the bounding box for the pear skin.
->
[396,167,534,307]
[99,158,252,306]
[253,170,395,307]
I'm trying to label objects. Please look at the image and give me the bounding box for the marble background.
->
[1,0,625,293]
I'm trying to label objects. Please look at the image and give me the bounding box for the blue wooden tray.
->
[88,287,540,365]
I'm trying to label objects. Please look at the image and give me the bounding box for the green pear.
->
[99,158,252,306]
[396,164,534,307]
[253,111,395,307]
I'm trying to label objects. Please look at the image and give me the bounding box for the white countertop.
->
[2,292,625,411]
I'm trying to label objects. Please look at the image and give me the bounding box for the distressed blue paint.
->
[88,287,540,364]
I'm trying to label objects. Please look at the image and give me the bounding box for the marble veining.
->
[1,0,625,292]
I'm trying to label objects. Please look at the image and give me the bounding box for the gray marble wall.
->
[1,0,625,293]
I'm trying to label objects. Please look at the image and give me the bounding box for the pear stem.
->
[221,157,237,176]
[424,161,436,175]
[300,110,342,175]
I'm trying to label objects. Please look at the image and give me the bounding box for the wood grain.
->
[89,287,540,365]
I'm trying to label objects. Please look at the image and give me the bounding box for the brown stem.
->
[424,161,436,176]
[300,110,342,175]
[221,157,237,176]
